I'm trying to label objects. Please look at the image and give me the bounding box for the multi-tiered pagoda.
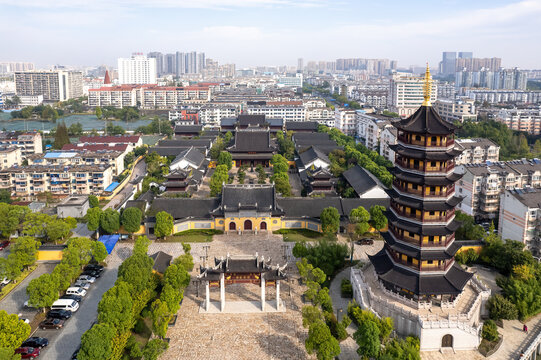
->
[369,66,472,302]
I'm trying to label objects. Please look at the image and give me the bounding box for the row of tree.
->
[0,236,41,284]
[26,237,107,311]
[270,154,291,196]
[135,117,173,136]
[10,104,60,121]
[95,106,141,122]
[87,207,143,236]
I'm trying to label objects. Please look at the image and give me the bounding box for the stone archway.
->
[229,222,236,231]
[244,219,253,230]
[260,221,267,230]
[441,334,453,348]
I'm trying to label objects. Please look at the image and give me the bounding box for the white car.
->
[1,277,10,286]
[18,314,30,324]
[23,300,36,308]
[77,275,96,283]
[73,281,91,290]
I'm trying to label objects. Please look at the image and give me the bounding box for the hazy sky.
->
[1,0,540,69]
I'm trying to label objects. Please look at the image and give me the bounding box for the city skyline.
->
[1,0,540,69]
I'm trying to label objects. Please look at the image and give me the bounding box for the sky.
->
[1,0,540,69]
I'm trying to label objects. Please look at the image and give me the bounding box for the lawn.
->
[274,229,336,242]
[162,229,222,243]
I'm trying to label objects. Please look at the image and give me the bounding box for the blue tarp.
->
[104,182,120,192]
[98,235,120,254]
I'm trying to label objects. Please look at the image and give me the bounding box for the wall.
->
[37,250,63,261]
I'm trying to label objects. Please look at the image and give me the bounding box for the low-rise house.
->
[0,131,42,157]
[57,196,90,218]
[455,138,500,165]
[174,125,203,137]
[0,146,22,169]
[169,147,206,172]
[379,127,397,165]
[342,165,389,199]
[77,135,142,152]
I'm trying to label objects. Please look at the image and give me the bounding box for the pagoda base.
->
[350,263,491,352]
[199,300,286,314]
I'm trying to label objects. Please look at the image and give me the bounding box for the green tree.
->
[380,337,420,360]
[154,211,173,239]
[302,305,323,328]
[164,263,190,290]
[121,207,142,234]
[26,273,59,310]
[488,294,518,320]
[95,106,102,119]
[133,235,151,255]
[0,189,12,204]
[100,208,120,234]
[320,207,340,234]
[117,253,154,295]
[68,122,83,136]
[0,310,31,349]
[63,237,93,269]
[11,236,40,269]
[305,319,341,360]
[481,320,499,342]
[354,319,380,359]
[150,299,171,338]
[349,206,370,235]
[160,283,183,314]
[97,281,134,332]
[45,219,71,244]
[88,195,99,208]
[455,211,485,240]
[369,205,387,231]
[0,348,20,360]
[142,339,169,360]
[271,154,289,173]
[0,257,22,281]
[209,164,229,196]
[224,131,233,144]
[79,323,116,360]
[217,151,233,170]
[0,204,29,238]
[54,122,70,149]
[86,207,102,232]
[272,172,291,196]
[91,241,108,263]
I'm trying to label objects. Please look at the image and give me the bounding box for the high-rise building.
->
[389,72,438,117]
[175,52,185,76]
[0,62,34,74]
[15,71,83,102]
[297,58,304,71]
[440,52,456,75]
[455,68,527,90]
[197,53,206,73]
[164,54,176,75]
[458,52,473,59]
[117,53,157,84]
[147,52,164,76]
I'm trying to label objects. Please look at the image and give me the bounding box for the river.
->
[0,112,152,132]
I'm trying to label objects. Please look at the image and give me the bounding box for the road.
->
[104,159,147,210]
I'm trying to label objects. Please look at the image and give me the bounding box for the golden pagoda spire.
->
[422,63,432,106]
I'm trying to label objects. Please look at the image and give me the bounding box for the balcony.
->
[391,204,455,223]
[389,229,455,248]
[397,134,454,148]
[396,159,455,174]
[393,181,454,198]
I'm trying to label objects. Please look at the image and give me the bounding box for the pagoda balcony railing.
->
[396,160,455,174]
[389,252,454,272]
[397,135,455,148]
[392,181,455,198]
[390,204,455,223]
[420,260,454,272]
[389,231,455,248]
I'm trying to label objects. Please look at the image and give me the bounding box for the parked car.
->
[47,309,72,320]
[19,315,30,324]
[84,264,104,273]
[23,300,37,309]
[39,318,65,329]
[0,240,9,250]
[60,294,83,303]
[356,238,374,245]
[73,281,91,290]
[77,275,96,283]
[71,346,80,360]
[82,269,101,278]
[1,277,10,286]
[22,337,49,349]
[15,347,40,359]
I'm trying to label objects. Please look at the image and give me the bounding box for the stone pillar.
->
[220,273,225,312]
[276,280,280,310]
[261,275,266,311]
[205,281,210,312]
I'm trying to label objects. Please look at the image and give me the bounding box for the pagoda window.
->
[415,135,421,141]
[431,136,437,145]
[429,211,435,216]
[412,184,418,190]
[428,236,434,243]
[430,161,436,167]
[406,256,413,264]
[427,260,433,265]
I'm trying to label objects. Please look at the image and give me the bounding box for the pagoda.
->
[369,65,472,302]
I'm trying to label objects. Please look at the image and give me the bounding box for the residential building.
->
[0,146,22,169]
[496,109,541,135]
[0,62,34,74]
[77,135,142,151]
[455,139,500,165]
[0,164,113,199]
[455,57,501,72]
[456,160,541,220]
[246,101,306,122]
[198,104,239,126]
[147,52,164,76]
[277,73,303,88]
[355,112,392,151]
[334,108,357,136]
[27,149,126,176]
[434,98,476,123]
[0,131,42,157]
[117,53,157,85]
[389,73,438,117]
[379,126,397,164]
[18,95,44,106]
[464,89,541,104]
[498,188,541,255]
[455,68,527,90]
[15,71,83,102]
[169,110,199,125]
[437,82,456,99]
[306,107,334,123]
[440,52,457,75]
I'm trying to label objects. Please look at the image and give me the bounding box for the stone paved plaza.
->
[163,234,312,360]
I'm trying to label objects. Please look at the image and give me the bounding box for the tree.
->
[349,206,370,236]
[95,106,102,119]
[150,299,171,338]
[224,131,233,144]
[0,189,12,204]
[272,172,291,196]
[163,263,190,290]
[0,310,31,349]
[86,207,102,233]
[142,339,169,360]
[209,164,229,196]
[369,205,387,231]
[97,281,134,332]
[481,320,499,342]
[11,236,40,269]
[121,207,142,234]
[54,122,70,149]
[154,212,173,239]
[88,195,99,208]
[79,323,116,360]
[305,319,341,360]
[117,253,154,295]
[68,122,83,136]
[64,237,93,269]
[320,207,340,234]
[45,219,71,244]
[455,211,485,240]
[160,283,183,314]
[0,204,29,238]
[380,337,420,360]
[91,241,108,263]
[302,305,323,328]
[100,208,120,234]
[26,273,59,310]
[271,154,289,173]
[133,235,151,256]
[0,257,22,281]
[488,294,518,320]
[354,319,380,359]
[217,151,233,170]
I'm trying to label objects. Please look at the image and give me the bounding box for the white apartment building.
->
[0,164,113,199]
[0,132,42,157]
[246,101,306,122]
[498,188,541,255]
[434,98,477,123]
[464,89,541,104]
[306,107,334,122]
[355,112,391,151]
[379,126,397,164]
[277,73,303,88]
[27,150,126,176]
[118,53,157,85]
[496,109,541,135]
[0,147,22,170]
[456,160,541,220]
[18,95,44,107]
[15,71,83,102]
[389,73,438,117]
[455,138,500,165]
[303,98,327,108]
[334,108,357,136]
[198,104,239,126]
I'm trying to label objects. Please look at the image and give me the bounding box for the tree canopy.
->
[121,207,142,234]
[154,211,173,239]
[320,207,340,234]
[100,208,120,234]
[209,164,229,196]
[0,310,31,350]
[79,323,116,360]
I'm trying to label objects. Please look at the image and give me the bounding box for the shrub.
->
[455,248,479,265]
[488,294,518,320]
[481,320,499,342]
[341,279,353,298]
[133,318,147,334]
